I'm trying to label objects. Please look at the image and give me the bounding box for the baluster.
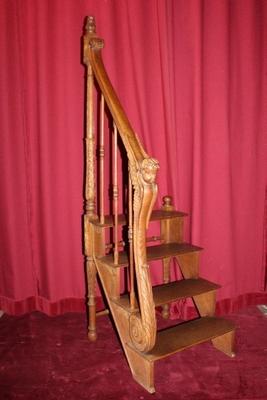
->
[99,94,105,224]
[113,122,119,265]
[85,64,95,217]
[161,196,173,319]
[128,175,136,310]
[84,24,97,339]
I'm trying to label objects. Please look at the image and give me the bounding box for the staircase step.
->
[90,209,187,228]
[113,278,220,312]
[98,242,202,268]
[153,278,220,305]
[127,316,235,361]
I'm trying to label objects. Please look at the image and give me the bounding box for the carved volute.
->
[129,158,159,352]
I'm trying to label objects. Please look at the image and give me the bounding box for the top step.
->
[90,209,188,228]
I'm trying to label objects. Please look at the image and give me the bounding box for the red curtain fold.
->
[0,0,266,315]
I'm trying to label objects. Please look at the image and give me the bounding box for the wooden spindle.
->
[105,240,125,250]
[161,196,174,319]
[99,94,105,224]
[113,122,119,265]
[128,174,136,310]
[85,64,95,217]
[84,22,97,340]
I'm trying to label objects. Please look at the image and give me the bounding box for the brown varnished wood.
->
[90,209,187,228]
[99,242,202,268]
[95,257,156,393]
[193,290,217,317]
[96,309,109,317]
[154,279,219,307]
[112,123,119,265]
[176,252,200,279]
[99,94,105,225]
[112,278,220,313]
[126,346,155,393]
[96,259,121,300]
[83,18,98,342]
[85,16,160,352]
[86,256,97,341]
[82,16,235,393]
[131,317,236,361]
[128,174,136,310]
[160,196,184,244]
[212,330,235,357]
[84,21,146,164]
[161,257,171,319]
[160,196,175,318]
[84,217,99,341]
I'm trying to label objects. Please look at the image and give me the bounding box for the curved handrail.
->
[83,16,159,352]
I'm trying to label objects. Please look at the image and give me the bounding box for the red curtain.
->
[0,0,266,315]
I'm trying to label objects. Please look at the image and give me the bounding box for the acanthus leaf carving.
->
[128,157,159,353]
[89,37,104,50]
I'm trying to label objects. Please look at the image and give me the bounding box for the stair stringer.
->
[94,258,156,393]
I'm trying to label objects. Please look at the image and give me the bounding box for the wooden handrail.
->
[83,18,146,165]
[83,16,159,352]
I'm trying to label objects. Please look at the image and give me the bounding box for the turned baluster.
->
[161,195,174,319]
[113,122,119,265]
[128,175,136,310]
[83,16,97,341]
[99,94,105,225]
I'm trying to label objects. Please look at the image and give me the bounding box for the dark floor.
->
[0,306,267,400]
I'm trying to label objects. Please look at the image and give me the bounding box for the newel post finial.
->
[85,16,96,35]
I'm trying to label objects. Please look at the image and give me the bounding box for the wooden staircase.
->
[82,17,235,393]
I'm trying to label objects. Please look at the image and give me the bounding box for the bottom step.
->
[128,316,235,361]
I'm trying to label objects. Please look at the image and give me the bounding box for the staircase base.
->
[125,316,235,392]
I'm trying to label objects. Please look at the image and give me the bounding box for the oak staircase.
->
[83,17,235,393]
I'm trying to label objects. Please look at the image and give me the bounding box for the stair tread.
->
[98,242,202,267]
[153,278,220,305]
[90,209,187,228]
[128,316,235,361]
[114,278,220,312]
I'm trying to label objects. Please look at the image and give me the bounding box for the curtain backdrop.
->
[0,0,266,315]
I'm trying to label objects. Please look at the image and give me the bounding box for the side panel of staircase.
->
[95,260,156,393]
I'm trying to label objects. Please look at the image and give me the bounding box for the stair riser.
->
[161,217,184,244]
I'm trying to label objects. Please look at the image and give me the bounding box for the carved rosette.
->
[129,157,159,353]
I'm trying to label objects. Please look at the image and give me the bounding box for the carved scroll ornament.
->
[129,157,159,352]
